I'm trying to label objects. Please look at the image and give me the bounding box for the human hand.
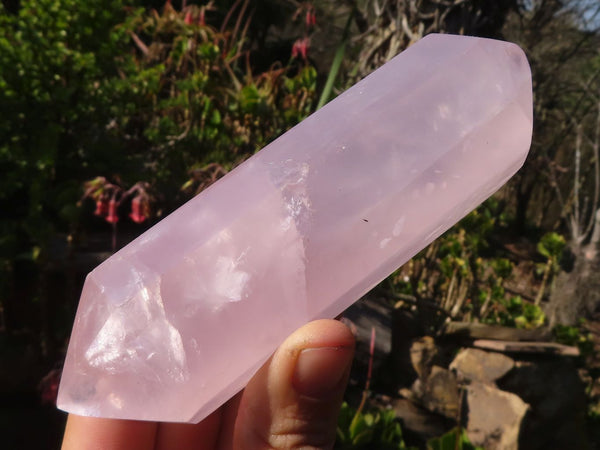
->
[62,319,355,449]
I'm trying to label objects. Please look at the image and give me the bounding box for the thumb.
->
[229,319,355,449]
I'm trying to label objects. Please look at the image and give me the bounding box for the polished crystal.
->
[57,34,533,423]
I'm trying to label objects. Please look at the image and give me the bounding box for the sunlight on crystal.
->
[57,34,533,423]
[393,216,406,237]
[438,103,451,119]
[213,255,250,303]
[379,238,392,249]
[85,271,188,383]
[108,393,123,410]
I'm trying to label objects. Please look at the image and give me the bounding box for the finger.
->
[223,319,355,449]
[154,407,222,450]
[62,414,157,450]
[212,392,243,449]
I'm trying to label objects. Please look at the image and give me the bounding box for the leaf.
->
[349,414,367,440]
[317,9,353,109]
[427,428,483,450]
[352,428,374,446]
[537,232,566,261]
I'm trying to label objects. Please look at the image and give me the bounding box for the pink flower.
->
[39,369,61,405]
[292,38,309,60]
[305,10,316,27]
[105,199,119,224]
[198,8,205,26]
[93,198,108,217]
[129,196,148,224]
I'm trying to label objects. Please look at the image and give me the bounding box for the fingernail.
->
[293,346,353,398]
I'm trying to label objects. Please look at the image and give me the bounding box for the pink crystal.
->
[57,34,533,423]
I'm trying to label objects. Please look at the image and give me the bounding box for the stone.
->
[498,360,588,449]
[442,321,551,341]
[391,398,455,445]
[450,348,514,384]
[57,34,533,423]
[472,339,579,356]
[410,336,438,380]
[419,366,460,420]
[465,381,529,450]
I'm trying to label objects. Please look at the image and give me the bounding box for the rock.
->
[465,381,529,450]
[498,360,589,449]
[391,398,455,445]
[410,336,438,380]
[442,321,551,341]
[450,348,514,383]
[420,366,460,419]
[472,339,579,356]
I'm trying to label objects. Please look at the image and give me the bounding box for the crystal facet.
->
[57,34,533,423]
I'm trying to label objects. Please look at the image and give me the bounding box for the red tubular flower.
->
[105,199,119,224]
[306,10,316,27]
[291,38,309,60]
[184,11,193,25]
[198,8,205,26]
[39,369,61,405]
[298,38,309,59]
[129,196,148,224]
[367,327,376,385]
[94,198,108,217]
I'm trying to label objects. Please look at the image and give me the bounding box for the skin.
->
[62,319,355,450]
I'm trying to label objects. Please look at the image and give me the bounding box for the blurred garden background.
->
[2,0,600,448]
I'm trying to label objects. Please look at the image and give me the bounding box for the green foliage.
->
[534,231,566,304]
[317,7,353,109]
[0,0,134,257]
[336,402,412,449]
[387,196,550,330]
[0,0,318,333]
[554,323,594,357]
[336,403,482,450]
[389,198,523,323]
[491,258,513,280]
[484,295,545,329]
[0,0,317,241]
[427,427,483,450]
[537,232,566,264]
[85,2,318,195]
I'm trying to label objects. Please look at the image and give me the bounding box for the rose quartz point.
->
[57,33,533,423]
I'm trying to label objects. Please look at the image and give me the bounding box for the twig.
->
[503,285,536,303]
[354,327,376,418]
[581,101,600,241]
[574,125,582,238]
[220,0,241,34]
[383,291,454,319]
[111,223,117,253]
[129,31,149,56]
